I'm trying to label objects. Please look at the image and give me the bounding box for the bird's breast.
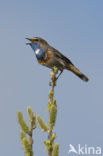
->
[38,52,52,65]
[30,43,45,60]
[35,48,45,60]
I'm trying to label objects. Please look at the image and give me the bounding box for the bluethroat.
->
[26,37,89,82]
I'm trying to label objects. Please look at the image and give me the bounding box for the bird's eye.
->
[35,39,39,42]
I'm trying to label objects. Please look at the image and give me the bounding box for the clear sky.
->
[0,0,103,156]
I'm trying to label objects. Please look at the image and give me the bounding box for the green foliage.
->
[49,91,53,99]
[17,108,36,156]
[17,67,59,156]
[53,99,56,105]
[45,67,59,155]
[17,111,31,135]
[50,67,58,80]
[53,66,58,74]
[44,140,51,149]
[22,137,33,156]
[27,106,36,129]
[36,115,49,132]
[48,102,51,113]
[52,143,59,156]
[20,130,26,144]
[51,133,56,142]
[49,105,57,129]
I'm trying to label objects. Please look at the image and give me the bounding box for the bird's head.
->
[26,37,48,59]
[26,37,48,47]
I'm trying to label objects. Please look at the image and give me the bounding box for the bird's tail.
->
[67,64,89,82]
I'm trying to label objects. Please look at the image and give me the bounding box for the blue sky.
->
[0,0,103,156]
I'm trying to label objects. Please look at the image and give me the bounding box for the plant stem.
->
[47,68,57,156]
[29,116,36,149]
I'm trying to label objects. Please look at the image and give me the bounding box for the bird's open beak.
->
[26,43,31,45]
[26,38,31,41]
[26,38,34,42]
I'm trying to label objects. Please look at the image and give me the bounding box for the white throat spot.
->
[35,49,40,55]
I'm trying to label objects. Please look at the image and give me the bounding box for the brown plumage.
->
[26,37,89,82]
[68,64,89,82]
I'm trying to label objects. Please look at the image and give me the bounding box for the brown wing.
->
[48,46,74,66]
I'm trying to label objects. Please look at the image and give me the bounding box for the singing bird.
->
[26,37,89,82]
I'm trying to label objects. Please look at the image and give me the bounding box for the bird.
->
[26,37,89,82]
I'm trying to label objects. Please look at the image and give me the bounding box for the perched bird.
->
[26,37,89,82]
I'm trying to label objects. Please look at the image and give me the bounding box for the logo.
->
[68,144,102,155]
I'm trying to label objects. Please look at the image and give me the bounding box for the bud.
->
[52,133,56,142]
[36,115,49,132]
[17,111,31,135]
[53,99,56,105]
[49,105,57,129]
[49,91,53,99]
[27,107,36,128]
[44,140,52,150]
[20,130,26,144]
[50,70,55,80]
[52,143,59,156]
[53,66,58,74]
[23,137,33,156]
[48,102,51,112]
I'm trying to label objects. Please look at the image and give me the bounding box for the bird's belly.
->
[38,52,64,70]
[40,58,64,70]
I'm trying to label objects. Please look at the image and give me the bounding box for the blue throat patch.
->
[30,43,45,60]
